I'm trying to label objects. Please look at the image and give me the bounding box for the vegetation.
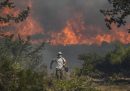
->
[1,0,130,91]
[0,1,98,91]
[0,33,47,91]
[0,0,30,24]
[100,0,130,30]
[0,36,98,91]
[79,43,130,80]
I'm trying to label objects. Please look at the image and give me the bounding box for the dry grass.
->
[96,85,130,91]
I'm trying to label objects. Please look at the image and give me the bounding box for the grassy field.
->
[96,84,130,91]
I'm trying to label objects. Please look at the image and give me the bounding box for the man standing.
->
[50,52,67,79]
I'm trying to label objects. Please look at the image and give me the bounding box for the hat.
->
[58,52,62,55]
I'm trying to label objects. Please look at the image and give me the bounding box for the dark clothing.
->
[56,68,63,79]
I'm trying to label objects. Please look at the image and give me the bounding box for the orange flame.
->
[0,0,44,43]
[48,16,130,46]
[15,17,44,38]
[1,1,130,46]
[0,2,20,27]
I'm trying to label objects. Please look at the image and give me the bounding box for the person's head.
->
[57,52,62,57]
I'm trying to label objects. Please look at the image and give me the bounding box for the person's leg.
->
[56,69,59,79]
[59,69,63,79]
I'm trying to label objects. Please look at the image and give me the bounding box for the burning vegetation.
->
[48,15,130,46]
[0,0,130,46]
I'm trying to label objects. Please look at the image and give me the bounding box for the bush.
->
[79,44,130,78]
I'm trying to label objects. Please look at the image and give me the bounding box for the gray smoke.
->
[32,0,108,31]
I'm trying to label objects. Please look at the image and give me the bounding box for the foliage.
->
[0,1,99,91]
[106,43,126,64]
[0,63,45,91]
[78,53,102,77]
[42,75,99,91]
[52,77,98,91]
[79,44,130,78]
[0,0,30,24]
[0,0,46,88]
[0,34,46,91]
[100,0,130,30]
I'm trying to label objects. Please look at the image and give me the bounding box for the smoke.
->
[32,0,108,31]
[2,0,130,45]
[31,0,130,46]
[2,0,130,46]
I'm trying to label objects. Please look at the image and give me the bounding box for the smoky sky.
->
[32,0,109,32]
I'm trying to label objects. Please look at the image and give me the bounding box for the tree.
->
[0,0,30,26]
[100,0,130,31]
[106,43,126,64]
[78,53,102,76]
[0,1,47,91]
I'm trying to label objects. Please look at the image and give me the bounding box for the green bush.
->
[79,44,130,78]
[43,76,99,91]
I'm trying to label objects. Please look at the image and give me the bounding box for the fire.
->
[15,17,44,38]
[0,2,20,17]
[0,22,10,27]
[111,23,130,44]
[95,34,113,45]
[48,16,130,46]
[0,0,44,43]
[0,1,20,27]
[49,16,86,45]
[1,0,130,46]
[2,7,12,15]
[0,17,44,42]
[49,19,83,45]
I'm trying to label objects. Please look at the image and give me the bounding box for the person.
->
[50,52,67,79]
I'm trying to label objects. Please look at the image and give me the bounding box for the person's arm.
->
[63,58,67,66]
[50,59,55,69]
[62,58,69,72]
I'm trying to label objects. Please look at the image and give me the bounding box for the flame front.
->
[1,0,130,46]
[49,17,85,45]
[48,16,130,46]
